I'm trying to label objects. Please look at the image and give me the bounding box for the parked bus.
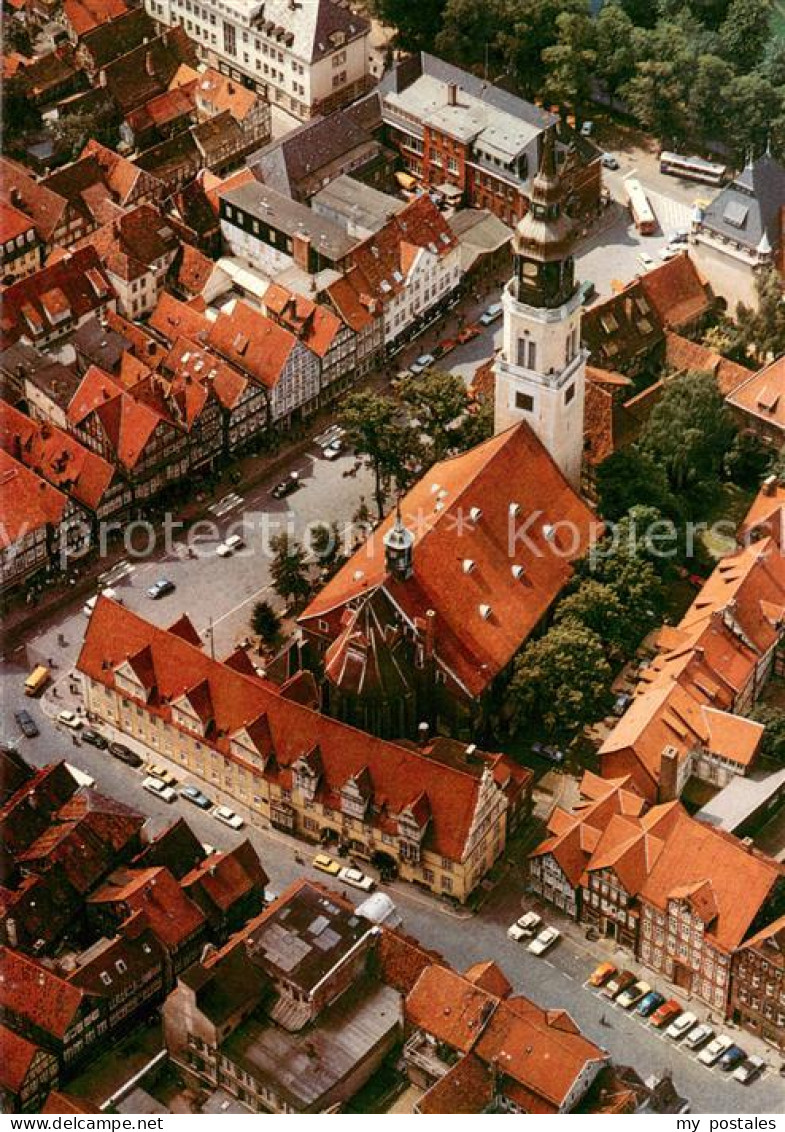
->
[24,665,50,696]
[625,178,656,235]
[659,151,728,186]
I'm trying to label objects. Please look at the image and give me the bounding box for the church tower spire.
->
[493,127,588,488]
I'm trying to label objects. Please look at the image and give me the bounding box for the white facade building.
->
[144,0,371,121]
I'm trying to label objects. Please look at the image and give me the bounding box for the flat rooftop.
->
[695,765,785,832]
[220,181,357,263]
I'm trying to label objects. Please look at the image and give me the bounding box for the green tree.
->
[251,600,282,649]
[455,397,494,452]
[396,368,470,464]
[341,390,415,518]
[748,702,785,762]
[724,72,781,159]
[723,430,772,488]
[269,532,311,608]
[596,447,680,522]
[541,10,597,121]
[582,532,668,642]
[51,96,119,160]
[640,370,735,495]
[508,621,613,740]
[435,0,507,69]
[687,54,735,140]
[719,0,772,73]
[309,521,343,576]
[593,2,637,105]
[368,0,446,50]
[496,0,589,100]
[735,267,785,364]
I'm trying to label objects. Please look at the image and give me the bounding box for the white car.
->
[479,303,503,325]
[507,912,542,941]
[57,710,83,730]
[83,587,120,616]
[638,252,656,271]
[684,1023,714,1050]
[528,926,561,955]
[216,534,245,557]
[666,1010,697,1040]
[213,805,245,830]
[142,776,177,803]
[338,865,375,892]
[616,980,651,1009]
[733,1055,765,1084]
[409,353,436,375]
[698,1034,733,1066]
[323,439,344,460]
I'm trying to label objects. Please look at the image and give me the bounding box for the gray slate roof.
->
[699,154,785,251]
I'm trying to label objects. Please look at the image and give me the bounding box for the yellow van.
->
[24,665,50,696]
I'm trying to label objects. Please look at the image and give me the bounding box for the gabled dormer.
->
[397,791,430,862]
[171,678,214,737]
[340,766,372,819]
[114,645,156,702]
[229,712,273,769]
[293,744,323,802]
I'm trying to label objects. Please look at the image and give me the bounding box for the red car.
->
[651,998,681,1028]
[457,325,481,343]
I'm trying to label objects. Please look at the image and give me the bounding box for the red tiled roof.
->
[78,599,518,863]
[79,141,152,207]
[406,964,497,1053]
[664,332,753,397]
[148,291,211,345]
[376,927,443,994]
[0,449,67,548]
[164,337,248,412]
[126,85,196,136]
[181,840,268,913]
[262,283,344,358]
[174,244,214,297]
[193,67,260,121]
[88,866,206,950]
[0,246,115,349]
[738,481,785,544]
[324,268,380,332]
[0,400,113,511]
[63,0,128,36]
[727,354,785,434]
[68,365,178,471]
[418,1053,494,1114]
[0,201,35,245]
[301,423,596,698]
[0,1024,46,1094]
[638,252,712,330]
[207,301,296,390]
[0,948,85,1040]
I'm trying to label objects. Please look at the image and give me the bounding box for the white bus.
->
[625,178,656,235]
[659,151,728,186]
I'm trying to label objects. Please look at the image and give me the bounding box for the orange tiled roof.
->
[149,291,211,345]
[0,400,114,511]
[406,963,497,1053]
[194,67,260,122]
[78,599,517,864]
[738,481,785,544]
[418,1053,494,1114]
[63,0,128,36]
[300,423,596,699]
[0,1024,45,1094]
[174,243,214,297]
[0,449,67,548]
[262,283,343,358]
[0,948,85,1040]
[727,354,785,434]
[638,252,712,329]
[664,331,753,396]
[0,201,35,245]
[207,300,296,391]
[88,865,206,950]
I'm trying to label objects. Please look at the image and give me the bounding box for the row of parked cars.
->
[52,713,247,831]
[507,911,561,955]
[311,852,376,893]
[588,962,765,1084]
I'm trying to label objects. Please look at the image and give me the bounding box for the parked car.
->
[617,981,651,1009]
[323,439,344,460]
[651,999,681,1029]
[81,728,107,750]
[719,1045,747,1072]
[638,252,656,271]
[312,853,341,875]
[216,534,245,557]
[409,353,436,375]
[339,865,375,891]
[666,1010,698,1040]
[733,1055,765,1084]
[698,1034,733,1066]
[588,961,617,988]
[578,279,597,304]
[531,741,565,764]
[457,325,481,343]
[507,912,542,941]
[14,709,39,738]
[83,587,121,616]
[636,990,666,1017]
[57,710,82,730]
[479,303,503,325]
[108,741,143,768]
[143,776,176,803]
[600,152,619,169]
[146,763,176,786]
[272,471,300,499]
[146,578,175,600]
[180,784,212,810]
[684,1023,715,1051]
[603,970,636,999]
[580,120,595,136]
[213,805,245,830]
[669,228,690,245]
[528,926,560,955]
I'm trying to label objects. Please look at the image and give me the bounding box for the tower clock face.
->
[522,261,538,279]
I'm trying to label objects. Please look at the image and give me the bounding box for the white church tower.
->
[494,128,587,488]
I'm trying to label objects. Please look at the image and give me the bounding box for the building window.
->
[223,21,236,55]
[515,391,534,413]
[565,383,575,404]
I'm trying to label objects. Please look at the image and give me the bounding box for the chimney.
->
[762,473,777,496]
[424,608,436,660]
[417,721,429,747]
[658,745,680,803]
[98,67,107,87]
[447,82,458,106]
[10,187,23,208]
[292,230,311,272]
[145,51,155,77]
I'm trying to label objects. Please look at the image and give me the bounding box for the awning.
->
[395,171,418,190]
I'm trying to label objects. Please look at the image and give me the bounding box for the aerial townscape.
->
[1,0,785,1119]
